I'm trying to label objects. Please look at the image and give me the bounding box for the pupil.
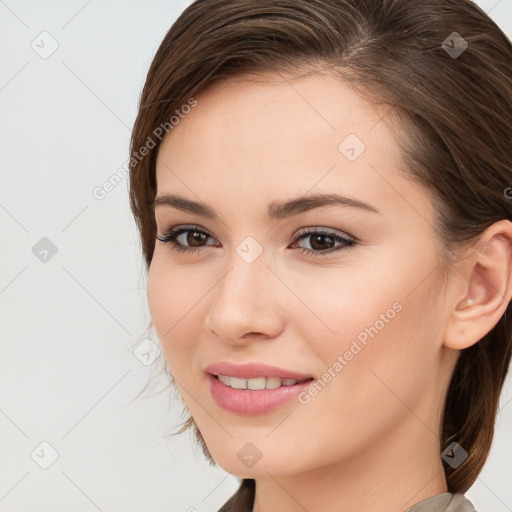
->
[311,234,333,250]
[188,231,206,246]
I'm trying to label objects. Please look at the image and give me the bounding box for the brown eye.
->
[291,228,356,257]
[185,231,209,246]
[156,225,218,254]
[156,225,357,257]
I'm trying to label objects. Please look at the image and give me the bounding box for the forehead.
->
[154,72,431,223]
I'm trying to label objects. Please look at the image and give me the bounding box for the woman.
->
[128,1,512,510]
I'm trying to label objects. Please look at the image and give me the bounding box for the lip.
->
[207,373,314,415]
[204,361,313,380]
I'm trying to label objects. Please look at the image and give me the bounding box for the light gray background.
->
[1,1,511,511]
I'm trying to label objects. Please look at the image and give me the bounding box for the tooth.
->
[217,375,304,390]
[230,377,247,389]
[247,377,266,390]
[218,374,231,385]
[265,377,282,389]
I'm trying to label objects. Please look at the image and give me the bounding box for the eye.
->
[156,225,357,256]
[290,227,357,256]
[156,225,219,255]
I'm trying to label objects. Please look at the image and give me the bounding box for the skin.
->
[147,71,512,512]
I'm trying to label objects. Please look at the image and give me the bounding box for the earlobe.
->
[444,223,512,351]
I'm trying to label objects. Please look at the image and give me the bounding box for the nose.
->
[204,249,286,346]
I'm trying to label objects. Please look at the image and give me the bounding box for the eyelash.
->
[156,224,357,257]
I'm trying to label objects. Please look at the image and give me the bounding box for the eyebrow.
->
[154,192,381,219]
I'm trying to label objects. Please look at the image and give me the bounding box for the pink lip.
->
[207,373,314,415]
[204,361,313,380]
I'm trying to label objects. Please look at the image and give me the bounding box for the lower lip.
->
[207,373,314,415]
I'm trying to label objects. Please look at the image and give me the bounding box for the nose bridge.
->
[215,244,269,315]
[205,241,282,341]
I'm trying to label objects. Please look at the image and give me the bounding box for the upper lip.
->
[205,362,314,381]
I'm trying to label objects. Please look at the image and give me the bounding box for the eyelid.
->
[156,224,217,245]
[156,224,355,243]
[293,225,356,241]
[156,223,358,258]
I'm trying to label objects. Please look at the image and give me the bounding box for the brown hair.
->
[128,0,512,508]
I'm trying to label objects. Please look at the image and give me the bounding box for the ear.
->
[444,220,512,350]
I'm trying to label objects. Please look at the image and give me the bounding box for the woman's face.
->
[148,72,460,478]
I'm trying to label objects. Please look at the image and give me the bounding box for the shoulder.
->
[446,493,479,512]
[406,492,478,512]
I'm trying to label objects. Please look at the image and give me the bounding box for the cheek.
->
[147,255,176,340]
[281,260,406,364]
[297,251,442,412]
[147,250,204,329]
[146,253,200,368]
[257,273,442,470]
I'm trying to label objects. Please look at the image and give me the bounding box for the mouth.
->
[210,373,314,390]
[207,373,315,415]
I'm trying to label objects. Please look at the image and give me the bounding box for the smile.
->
[207,373,315,415]
[215,374,311,390]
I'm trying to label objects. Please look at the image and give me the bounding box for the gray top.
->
[217,481,478,512]
[405,492,477,512]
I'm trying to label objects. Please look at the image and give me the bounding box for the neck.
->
[251,415,448,512]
